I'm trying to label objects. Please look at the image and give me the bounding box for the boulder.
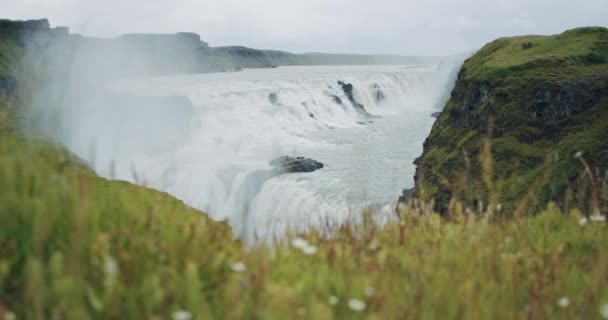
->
[268,92,278,105]
[269,156,324,174]
[330,95,343,105]
[338,80,369,115]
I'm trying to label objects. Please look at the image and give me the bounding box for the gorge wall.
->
[405,27,608,214]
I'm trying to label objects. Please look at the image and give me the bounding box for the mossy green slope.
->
[414,27,608,214]
[2,128,608,319]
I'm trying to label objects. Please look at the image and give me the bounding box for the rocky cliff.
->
[406,27,608,214]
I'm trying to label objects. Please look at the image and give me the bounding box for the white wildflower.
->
[301,245,317,255]
[591,215,606,222]
[328,296,339,305]
[579,217,589,226]
[291,237,309,249]
[557,296,570,308]
[3,311,16,320]
[172,310,192,320]
[104,256,118,277]
[574,151,583,159]
[348,299,366,311]
[230,262,247,273]
[368,239,380,251]
[601,303,608,319]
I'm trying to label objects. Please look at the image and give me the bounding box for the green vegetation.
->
[1,23,608,319]
[415,27,608,214]
[1,120,608,319]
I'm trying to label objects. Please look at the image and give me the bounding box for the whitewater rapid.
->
[60,63,461,243]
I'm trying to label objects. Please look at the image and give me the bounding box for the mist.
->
[9,18,465,242]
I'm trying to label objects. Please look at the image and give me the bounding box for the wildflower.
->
[368,239,380,251]
[590,215,606,222]
[574,151,583,159]
[230,262,247,272]
[3,311,16,320]
[601,303,608,319]
[301,245,317,255]
[348,299,366,311]
[557,296,570,308]
[579,217,589,226]
[291,237,309,249]
[104,256,118,277]
[172,310,193,320]
[328,296,339,305]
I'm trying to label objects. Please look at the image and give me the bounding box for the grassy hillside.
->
[1,122,608,319]
[414,27,608,214]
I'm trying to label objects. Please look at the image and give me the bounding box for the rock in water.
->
[269,156,324,173]
[338,80,369,115]
[371,83,385,103]
[330,95,343,105]
[268,92,278,105]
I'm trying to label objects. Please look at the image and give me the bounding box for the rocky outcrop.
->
[268,92,278,105]
[338,81,370,115]
[328,94,343,105]
[0,19,68,42]
[270,156,324,174]
[528,80,600,121]
[371,83,385,103]
[209,46,278,70]
[404,27,608,214]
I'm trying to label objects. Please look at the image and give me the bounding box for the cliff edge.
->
[406,27,608,214]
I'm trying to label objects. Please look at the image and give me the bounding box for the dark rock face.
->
[210,46,278,69]
[405,27,608,215]
[268,92,278,105]
[0,76,17,98]
[270,156,324,174]
[371,83,385,103]
[528,81,600,121]
[0,19,68,45]
[329,95,343,105]
[398,188,417,204]
[119,32,208,49]
[451,79,491,112]
[338,80,369,115]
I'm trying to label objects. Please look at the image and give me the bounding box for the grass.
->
[463,27,608,82]
[415,26,608,213]
[0,108,608,319]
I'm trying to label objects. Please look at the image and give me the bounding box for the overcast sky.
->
[4,0,608,55]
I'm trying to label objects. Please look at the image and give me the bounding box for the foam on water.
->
[66,63,461,243]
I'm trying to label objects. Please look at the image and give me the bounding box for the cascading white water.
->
[58,63,461,243]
